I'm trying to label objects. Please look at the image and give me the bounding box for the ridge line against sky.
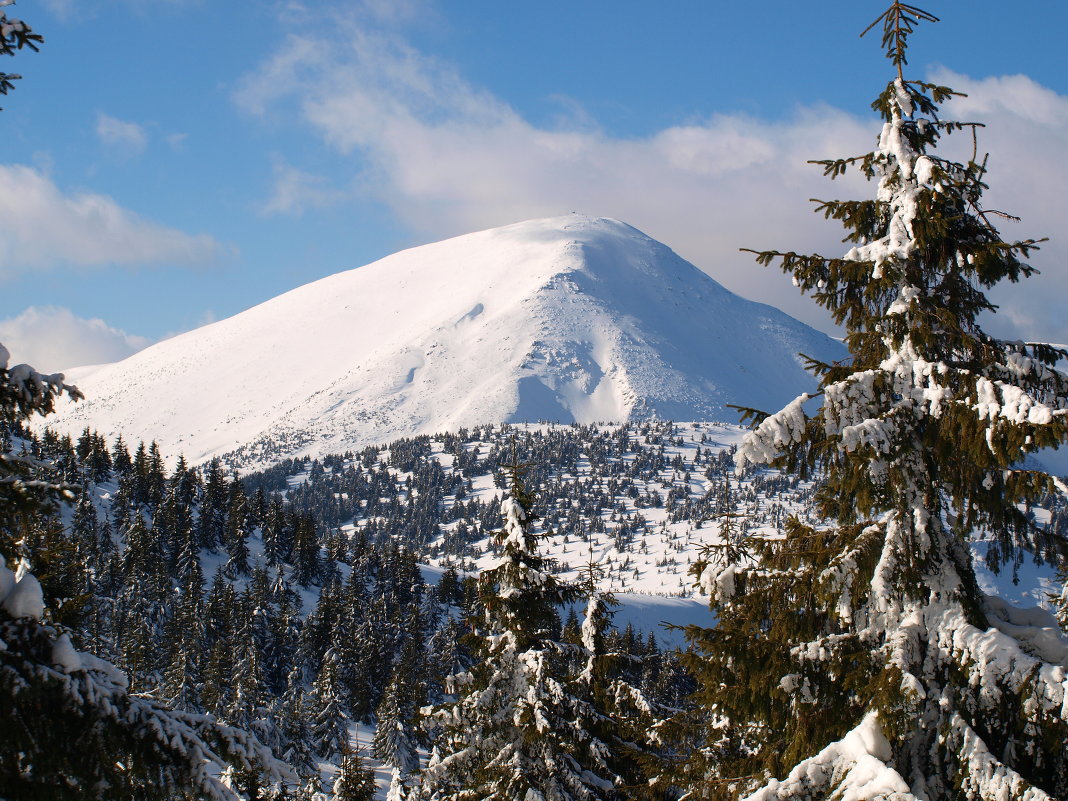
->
[1,0,1066,370]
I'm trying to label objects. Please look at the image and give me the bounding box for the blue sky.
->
[2,0,1067,369]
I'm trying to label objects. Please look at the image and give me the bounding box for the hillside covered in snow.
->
[247,420,1065,614]
[48,216,843,469]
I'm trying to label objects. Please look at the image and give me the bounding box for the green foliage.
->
[0,350,82,553]
[420,462,623,800]
[0,344,292,799]
[333,750,377,801]
[684,6,1068,800]
[0,614,284,801]
[0,1,42,105]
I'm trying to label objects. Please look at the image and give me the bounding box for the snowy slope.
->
[285,420,1062,645]
[50,215,843,467]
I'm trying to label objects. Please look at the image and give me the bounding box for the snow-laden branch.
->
[735,393,812,471]
[742,712,916,801]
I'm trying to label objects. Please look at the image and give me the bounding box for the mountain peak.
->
[50,217,843,468]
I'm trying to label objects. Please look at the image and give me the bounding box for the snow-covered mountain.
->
[50,215,843,467]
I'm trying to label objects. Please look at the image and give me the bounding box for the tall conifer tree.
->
[574,559,664,798]
[685,5,1068,799]
[420,460,618,800]
[309,646,349,762]
[373,622,425,766]
[163,525,205,712]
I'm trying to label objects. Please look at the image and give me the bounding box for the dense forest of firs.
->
[7,419,1068,798]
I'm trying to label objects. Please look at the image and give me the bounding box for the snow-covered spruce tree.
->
[116,511,169,690]
[310,645,350,762]
[420,462,621,801]
[276,662,319,784]
[685,6,1068,800]
[0,346,80,551]
[0,343,293,800]
[0,0,42,106]
[372,659,422,797]
[162,524,205,712]
[334,748,378,801]
[1056,546,1068,631]
[574,558,666,798]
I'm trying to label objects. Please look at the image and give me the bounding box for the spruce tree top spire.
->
[686,5,1068,800]
[860,2,939,81]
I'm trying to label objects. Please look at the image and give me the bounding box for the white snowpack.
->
[2,570,44,620]
[44,215,843,470]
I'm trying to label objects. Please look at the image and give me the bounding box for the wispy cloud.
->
[0,306,149,371]
[42,0,204,21]
[260,155,345,217]
[929,69,1068,343]
[236,22,1068,343]
[95,112,148,155]
[0,164,223,277]
[357,0,432,26]
[165,132,189,150]
[38,0,77,21]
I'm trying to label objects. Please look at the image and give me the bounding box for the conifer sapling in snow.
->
[310,646,350,762]
[372,660,422,796]
[686,5,1068,799]
[334,747,378,801]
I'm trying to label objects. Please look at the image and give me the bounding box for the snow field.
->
[47,215,843,471]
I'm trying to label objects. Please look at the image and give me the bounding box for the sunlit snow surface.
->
[48,215,842,469]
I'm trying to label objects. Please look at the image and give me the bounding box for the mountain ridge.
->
[50,215,844,468]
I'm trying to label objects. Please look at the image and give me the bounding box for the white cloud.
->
[925,69,1068,344]
[0,306,149,371]
[238,27,1068,343]
[42,0,200,20]
[95,112,148,154]
[260,156,345,216]
[357,0,430,26]
[39,0,76,21]
[235,35,327,117]
[0,164,223,277]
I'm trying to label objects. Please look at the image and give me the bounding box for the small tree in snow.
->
[573,556,666,798]
[333,747,377,801]
[372,664,421,790]
[1056,555,1068,631]
[685,5,1068,800]
[309,646,349,763]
